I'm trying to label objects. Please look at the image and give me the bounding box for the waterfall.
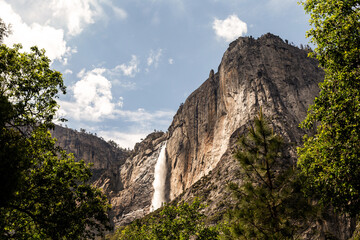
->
[151,142,167,212]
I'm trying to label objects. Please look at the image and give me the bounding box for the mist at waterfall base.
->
[151,143,167,212]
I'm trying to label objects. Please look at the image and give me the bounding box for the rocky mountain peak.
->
[165,34,323,201]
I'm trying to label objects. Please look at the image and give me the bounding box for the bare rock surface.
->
[166,33,322,200]
[51,125,129,183]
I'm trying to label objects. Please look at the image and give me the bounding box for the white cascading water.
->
[151,142,167,212]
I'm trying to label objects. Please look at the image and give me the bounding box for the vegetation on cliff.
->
[111,199,218,240]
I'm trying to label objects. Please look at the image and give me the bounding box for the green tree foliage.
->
[221,111,313,239]
[0,26,111,238]
[112,199,218,240]
[0,41,65,208]
[0,129,111,239]
[298,0,360,215]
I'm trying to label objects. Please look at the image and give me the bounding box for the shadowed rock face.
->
[51,125,130,187]
[52,33,355,238]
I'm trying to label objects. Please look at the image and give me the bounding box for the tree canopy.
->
[0,20,111,239]
[298,0,360,215]
[0,39,65,209]
[112,199,218,240]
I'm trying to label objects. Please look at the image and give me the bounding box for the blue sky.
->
[0,0,310,148]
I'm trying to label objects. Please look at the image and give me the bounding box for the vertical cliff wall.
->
[166,33,323,200]
[51,125,129,184]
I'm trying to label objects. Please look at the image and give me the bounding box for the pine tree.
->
[221,110,313,239]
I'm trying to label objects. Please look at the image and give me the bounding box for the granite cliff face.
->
[52,34,355,238]
[108,131,167,226]
[166,34,322,200]
[51,126,130,185]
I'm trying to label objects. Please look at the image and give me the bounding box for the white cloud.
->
[59,66,174,123]
[5,0,127,37]
[77,68,86,78]
[0,1,71,62]
[168,58,174,64]
[114,55,140,77]
[147,49,163,67]
[50,0,127,36]
[62,58,69,65]
[76,56,139,91]
[118,96,124,108]
[213,14,247,42]
[0,0,127,63]
[59,68,117,121]
[64,69,73,74]
[50,0,100,36]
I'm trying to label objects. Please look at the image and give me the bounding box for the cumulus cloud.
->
[58,68,118,122]
[76,56,139,89]
[58,65,174,123]
[5,0,127,37]
[50,0,102,36]
[0,0,127,62]
[114,55,140,77]
[213,14,247,42]
[0,1,71,62]
[147,49,163,67]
